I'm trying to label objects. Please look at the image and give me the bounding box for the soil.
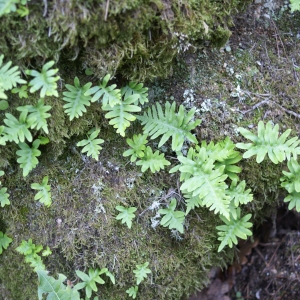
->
[187,1,300,299]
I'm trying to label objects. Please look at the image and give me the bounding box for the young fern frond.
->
[136,146,170,173]
[3,110,33,143]
[115,206,137,229]
[0,232,12,254]
[84,74,121,107]
[17,99,52,134]
[137,101,201,151]
[133,262,151,285]
[0,54,26,99]
[216,208,252,252]
[16,139,41,177]
[31,176,52,207]
[76,129,104,161]
[237,121,300,164]
[226,179,253,207]
[123,134,148,162]
[121,81,148,105]
[26,61,60,98]
[103,94,141,137]
[158,198,185,233]
[62,77,93,120]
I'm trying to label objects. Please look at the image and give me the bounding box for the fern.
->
[216,208,252,252]
[0,187,10,207]
[17,99,52,134]
[31,176,52,207]
[76,129,104,161]
[184,192,203,215]
[103,94,141,137]
[115,205,137,229]
[290,0,300,12]
[137,101,201,151]
[126,286,138,299]
[158,198,185,233]
[133,262,151,285]
[280,158,300,212]
[0,231,12,254]
[0,54,26,99]
[121,81,148,105]
[123,134,148,162]
[62,77,93,120]
[26,61,60,98]
[236,121,300,164]
[16,139,41,177]
[171,146,231,219]
[84,74,121,107]
[136,146,170,173]
[226,179,253,208]
[3,110,33,143]
[37,270,80,300]
[11,85,28,98]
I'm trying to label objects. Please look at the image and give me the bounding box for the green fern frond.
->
[62,77,92,120]
[216,208,252,252]
[16,139,41,177]
[0,232,12,254]
[0,0,18,16]
[77,129,104,161]
[31,176,52,207]
[0,187,10,207]
[26,61,60,98]
[0,54,26,98]
[158,198,185,233]
[123,134,148,162]
[17,99,52,134]
[136,146,170,173]
[283,192,300,212]
[122,81,148,105]
[184,192,203,215]
[280,158,300,193]
[236,121,300,164]
[137,101,201,151]
[115,206,137,229]
[11,85,28,98]
[84,74,121,107]
[133,262,151,285]
[290,0,300,12]
[0,125,8,145]
[174,146,231,219]
[103,94,141,137]
[3,110,33,143]
[226,179,253,208]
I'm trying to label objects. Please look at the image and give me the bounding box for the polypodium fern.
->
[0,231,12,254]
[103,94,141,137]
[0,54,26,99]
[290,0,300,12]
[137,101,201,151]
[171,146,231,219]
[126,286,138,299]
[121,81,148,105]
[216,208,252,252]
[17,99,52,134]
[84,74,121,107]
[16,139,41,176]
[3,110,33,143]
[280,158,300,212]
[123,134,148,162]
[136,146,170,173]
[115,205,137,229]
[62,77,93,120]
[76,129,104,161]
[158,198,185,233]
[133,262,151,285]
[37,270,80,300]
[0,187,10,207]
[31,176,52,207]
[26,61,60,98]
[236,121,300,164]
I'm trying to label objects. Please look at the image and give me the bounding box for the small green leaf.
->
[115,205,137,229]
[31,176,52,207]
[0,100,9,110]
[133,262,151,285]
[126,286,138,299]
[0,232,12,254]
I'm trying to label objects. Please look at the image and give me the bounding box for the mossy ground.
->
[1,1,300,299]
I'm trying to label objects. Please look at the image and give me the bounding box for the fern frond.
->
[226,179,253,208]
[115,206,137,229]
[283,192,300,212]
[237,121,300,164]
[158,198,185,233]
[17,99,52,134]
[26,61,60,98]
[0,232,12,254]
[123,134,148,162]
[31,176,52,207]
[62,77,92,120]
[0,54,26,97]
[174,146,231,219]
[184,192,203,215]
[216,208,252,252]
[136,146,170,173]
[76,129,104,161]
[280,158,300,193]
[0,187,10,207]
[137,101,201,151]
[84,74,121,107]
[3,110,33,143]
[16,139,41,177]
[103,94,141,137]
[122,81,148,105]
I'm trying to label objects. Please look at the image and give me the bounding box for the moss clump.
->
[1,0,250,81]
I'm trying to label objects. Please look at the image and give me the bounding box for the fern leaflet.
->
[121,81,148,105]
[0,232,12,254]
[62,77,93,120]
[115,206,137,229]
[133,262,151,285]
[26,61,60,98]
[123,134,148,162]
[137,101,201,151]
[31,176,52,207]
[0,187,10,207]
